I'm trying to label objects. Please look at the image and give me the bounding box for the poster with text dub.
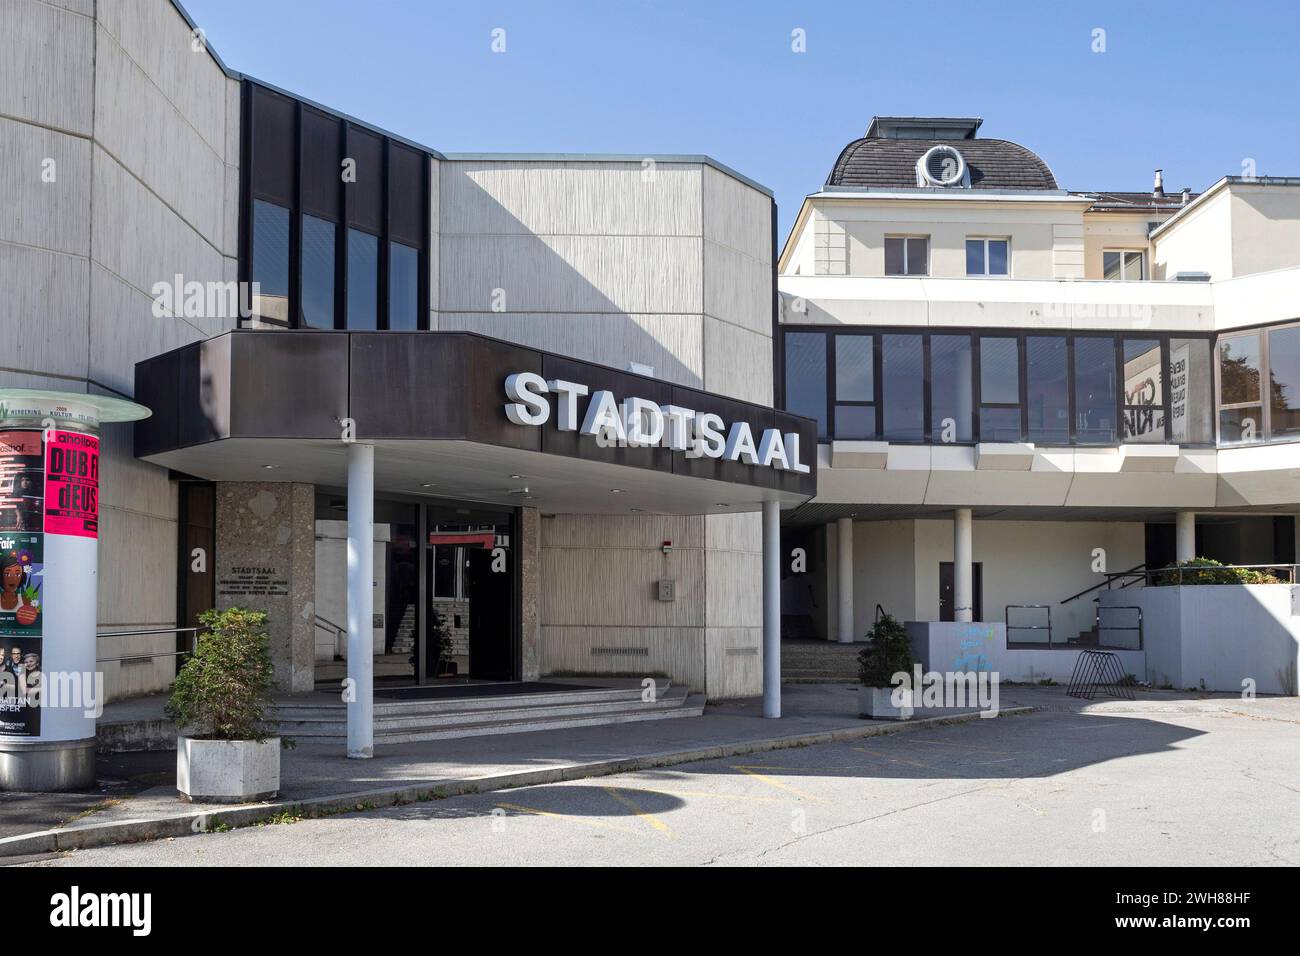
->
[44,430,99,538]
[0,430,44,533]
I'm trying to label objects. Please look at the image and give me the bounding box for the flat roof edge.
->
[441,153,773,197]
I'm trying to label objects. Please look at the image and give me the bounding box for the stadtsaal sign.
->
[503,372,811,474]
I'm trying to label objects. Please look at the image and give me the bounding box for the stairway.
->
[276,679,704,744]
[390,603,416,655]
[782,639,862,683]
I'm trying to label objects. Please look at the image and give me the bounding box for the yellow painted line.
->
[654,788,788,804]
[731,765,826,803]
[853,746,932,770]
[602,787,674,836]
[494,802,642,835]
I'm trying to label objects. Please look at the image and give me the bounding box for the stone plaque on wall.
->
[217,565,290,598]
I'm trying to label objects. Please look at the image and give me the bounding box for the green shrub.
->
[1152,557,1281,586]
[167,607,276,741]
[857,613,914,688]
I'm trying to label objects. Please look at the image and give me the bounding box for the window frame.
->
[240,79,430,332]
[830,332,880,441]
[1102,248,1146,281]
[780,325,1217,448]
[884,234,930,277]
[965,237,1011,277]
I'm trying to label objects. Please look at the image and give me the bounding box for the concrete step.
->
[280,688,705,743]
[281,686,692,736]
[277,680,671,721]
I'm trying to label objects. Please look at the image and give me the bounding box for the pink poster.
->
[43,431,99,539]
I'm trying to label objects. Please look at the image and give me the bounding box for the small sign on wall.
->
[217,566,289,597]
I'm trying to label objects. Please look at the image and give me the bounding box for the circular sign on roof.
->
[917,145,968,187]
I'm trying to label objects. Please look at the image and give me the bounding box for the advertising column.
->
[0,389,148,791]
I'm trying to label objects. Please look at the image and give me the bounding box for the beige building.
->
[777,116,1300,694]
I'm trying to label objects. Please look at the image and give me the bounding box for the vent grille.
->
[590,647,650,657]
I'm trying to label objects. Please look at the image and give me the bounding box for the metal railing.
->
[315,616,346,661]
[1005,604,1052,646]
[1095,605,1143,651]
[96,626,199,664]
[1060,563,1146,604]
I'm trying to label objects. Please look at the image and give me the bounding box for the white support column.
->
[347,443,375,759]
[954,507,973,623]
[836,516,854,643]
[1176,511,1196,563]
[762,500,781,718]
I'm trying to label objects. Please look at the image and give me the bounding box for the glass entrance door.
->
[423,502,515,683]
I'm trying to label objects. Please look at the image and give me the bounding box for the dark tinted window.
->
[784,332,827,438]
[347,229,379,330]
[252,199,290,324]
[1122,338,1165,442]
[835,335,873,401]
[301,215,335,329]
[930,334,972,442]
[1269,325,1300,434]
[1074,337,1117,444]
[1026,336,1069,444]
[882,333,924,440]
[389,242,420,331]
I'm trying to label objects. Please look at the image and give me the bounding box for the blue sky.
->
[181,0,1300,238]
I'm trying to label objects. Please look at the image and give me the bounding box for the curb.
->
[1,705,1033,860]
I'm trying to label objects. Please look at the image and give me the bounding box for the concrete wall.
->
[0,0,239,700]
[433,158,774,699]
[1152,187,1234,280]
[1229,184,1300,278]
[1102,586,1300,695]
[818,518,1144,646]
[537,513,763,698]
[907,621,1146,684]
[1082,211,1154,280]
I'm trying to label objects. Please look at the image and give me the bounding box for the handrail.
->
[874,603,886,623]
[1060,563,1146,604]
[315,616,346,661]
[95,626,200,664]
[98,626,200,639]
[1005,604,1052,645]
[1096,605,1143,651]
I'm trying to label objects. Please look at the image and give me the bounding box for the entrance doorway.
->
[312,494,518,689]
[424,501,516,683]
[939,562,983,621]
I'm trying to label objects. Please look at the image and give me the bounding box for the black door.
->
[466,547,513,680]
[939,562,983,622]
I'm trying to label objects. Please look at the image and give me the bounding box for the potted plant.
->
[430,608,457,677]
[167,607,280,803]
[857,613,915,720]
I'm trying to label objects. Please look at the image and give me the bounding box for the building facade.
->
[777,116,1300,693]
[1,0,811,757]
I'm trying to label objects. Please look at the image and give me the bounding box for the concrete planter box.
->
[176,736,280,803]
[859,686,913,720]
